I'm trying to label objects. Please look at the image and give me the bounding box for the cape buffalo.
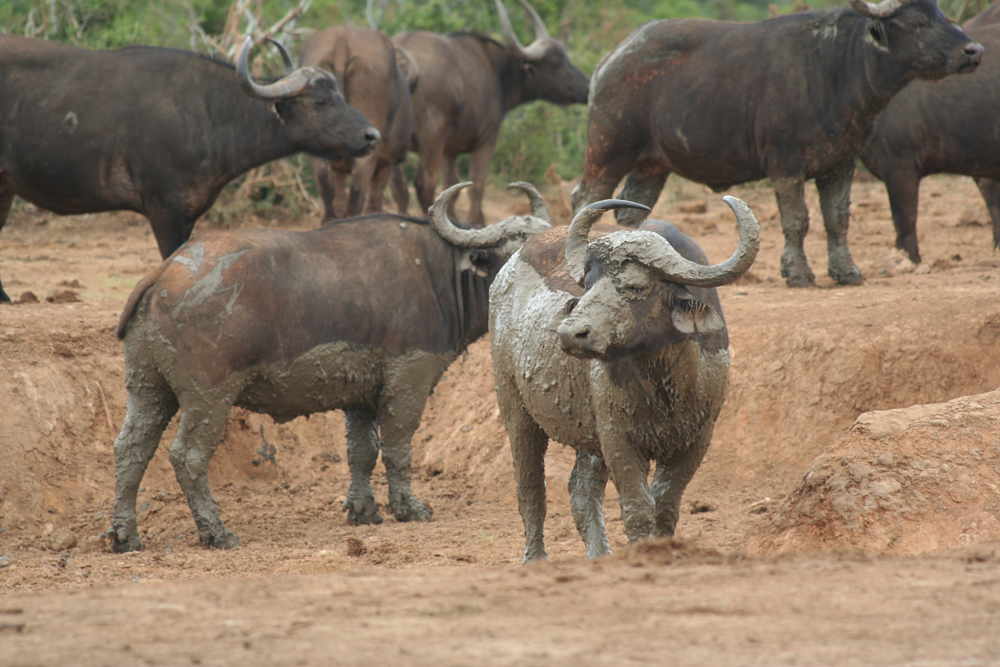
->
[109,183,550,552]
[572,0,982,287]
[301,26,417,220]
[490,195,759,560]
[392,0,588,225]
[0,36,379,303]
[861,16,1000,263]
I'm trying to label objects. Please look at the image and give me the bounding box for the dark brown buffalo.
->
[109,183,550,552]
[0,36,379,303]
[392,0,588,225]
[572,0,983,287]
[301,26,417,220]
[861,12,1000,263]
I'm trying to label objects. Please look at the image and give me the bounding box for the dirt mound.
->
[748,389,1000,555]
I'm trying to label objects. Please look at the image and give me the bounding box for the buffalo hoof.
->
[522,547,548,564]
[830,265,864,286]
[344,496,384,525]
[389,494,432,522]
[109,527,142,553]
[200,530,240,550]
[780,256,815,288]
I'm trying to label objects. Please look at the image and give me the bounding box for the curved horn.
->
[266,37,295,74]
[616,195,760,287]
[507,181,550,222]
[238,36,314,100]
[430,182,550,248]
[494,0,526,52]
[850,0,907,18]
[518,0,551,41]
[565,199,652,283]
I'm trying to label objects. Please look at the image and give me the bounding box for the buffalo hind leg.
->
[882,168,923,264]
[615,166,667,227]
[343,408,383,525]
[110,364,179,552]
[496,373,550,562]
[0,176,13,302]
[571,152,636,217]
[569,450,611,559]
[168,400,239,549]
[773,176,816,287]
[651,430,713,538]
[974,177,1000,252]
[817,161,863,285]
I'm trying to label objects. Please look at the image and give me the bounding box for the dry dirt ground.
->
[1,175,1000,666]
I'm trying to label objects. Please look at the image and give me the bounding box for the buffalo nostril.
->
[964,42,984,58]
[364,127,381,144]
[574,326,590,340]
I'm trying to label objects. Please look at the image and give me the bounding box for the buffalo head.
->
[851,0,983,78]
[430,180,551,276]
[558,197,760,360]
[494,0,589,105]
[237,37,380,160]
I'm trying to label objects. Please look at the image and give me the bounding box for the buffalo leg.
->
[0,177,13,302]
[568,450,611,559]
[110,366,179,553]
[974,177,1000,252]
[467,143,497,228]
[347,155,378,217]
[366,160,391,214]
[883,168,922,263]
[390,163,410,215]
[817,162,863,285]
[773,176,816,287]
[571,153,636,216]
[343,408,383,525]
[168,401,239,549]
[312,157,340,222]
[147,205,198,260]
[377,358,440,522]
[615,166,667,227]
[650,431,713,537]
[496,374,550,562]
[414,130,446,215]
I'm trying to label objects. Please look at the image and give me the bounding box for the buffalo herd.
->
[0,0,992,559]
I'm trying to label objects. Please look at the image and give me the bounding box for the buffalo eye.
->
[563,297,579,315]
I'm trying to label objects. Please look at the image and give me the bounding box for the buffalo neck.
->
[809,11,914,144]
[474,38,530,114]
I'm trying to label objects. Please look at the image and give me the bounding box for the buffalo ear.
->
[868,20,888,49]
[670,289,724,335]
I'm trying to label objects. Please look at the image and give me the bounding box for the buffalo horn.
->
[610,196,760,288]
[565,199,652,284]
[237,36,314,100]
[430,182,550,248]
[507,181,550,222]
[519,0,551,41]
[495,0,527,51]
[850,0,908,18]
[267,38,295,74]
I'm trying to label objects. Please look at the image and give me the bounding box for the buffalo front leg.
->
[168,402,239,549]
[376,358,443,522]
[366,160,392,214]
[615,165,667,227]
[343,408,383,525]
[0,175,13,303]
[974,177,1000,252]
[347,155,378,217]
[110,367,179,553]
[390,163,410,215]
[773,176,816,287]
[466,143,497,228]
[568,450,611,559]
[817,162,863,285]
[496,373,550,562]
[311,157,342,222]
[147,204,198,260]
[651,431,714,538]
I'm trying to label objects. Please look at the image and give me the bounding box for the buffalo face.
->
[237,37,380,160]
[521,41,590,105]
[859,0,984,79]
[557,256,723,361]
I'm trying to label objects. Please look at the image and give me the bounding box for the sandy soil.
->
[1,174,999,666]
